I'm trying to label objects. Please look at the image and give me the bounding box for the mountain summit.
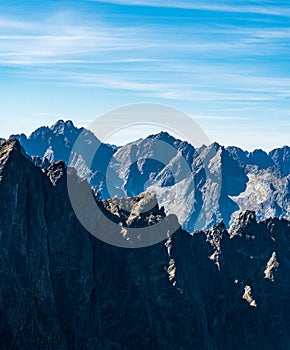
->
[11,120,290,231]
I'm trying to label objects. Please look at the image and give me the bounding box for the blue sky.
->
[0,0,289,150]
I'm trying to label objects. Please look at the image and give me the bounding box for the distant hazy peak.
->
[50,119,79,134]
[147,130,181,144]
[146,131,198,155]
[269,145,290,153]
[210,141,222,151]
[268,145,290,176]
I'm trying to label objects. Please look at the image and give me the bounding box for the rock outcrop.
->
[12,120,290,232]
[0,139,289,349]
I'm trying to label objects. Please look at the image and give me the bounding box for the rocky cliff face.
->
[12,120,290,232]
[0,139,289,349]
[269,145,290,176]
[11,120,116,199]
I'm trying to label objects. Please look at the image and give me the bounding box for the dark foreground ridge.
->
[0,139,289,349]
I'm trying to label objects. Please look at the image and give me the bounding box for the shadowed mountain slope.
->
[0,139,289,349]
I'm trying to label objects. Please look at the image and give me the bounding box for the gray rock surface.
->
[0,139,289,349]
[12,120,290,232]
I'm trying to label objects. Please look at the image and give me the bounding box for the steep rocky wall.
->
[0,139,289,349]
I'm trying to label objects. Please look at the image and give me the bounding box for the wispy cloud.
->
[194,115,249,121]
[0,9,289,70]
[86,0,290,16]
[0,2,290,150]
[20,65,288,106]
[0,16,35,30]
[0,13,154,66]
[156,90,276,102]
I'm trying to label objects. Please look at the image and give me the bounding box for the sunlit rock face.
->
[0,139,289,349]
[13,120,290,232]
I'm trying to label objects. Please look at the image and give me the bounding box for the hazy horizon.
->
[2,117,289,153]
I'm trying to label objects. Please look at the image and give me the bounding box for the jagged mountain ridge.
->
[0,138,289,349]
[11,120,115,164]
[12,120,117,198]
[11,120,290,231]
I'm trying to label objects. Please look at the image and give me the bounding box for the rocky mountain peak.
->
[148,131,174,142]
[50,119,78,134]
[100,192,166,227]
[1,137,21,151]
[229,210,257,237]
[247,148,274,169]
[146,131,193,151]
[210,141,222,151]
[0,138,28,173]
[10,120,290,232]
[269,145,290,176]
[44,160,66,186]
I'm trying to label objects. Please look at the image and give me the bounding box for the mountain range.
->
[12,120,290,232]
[0,138,289,349]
